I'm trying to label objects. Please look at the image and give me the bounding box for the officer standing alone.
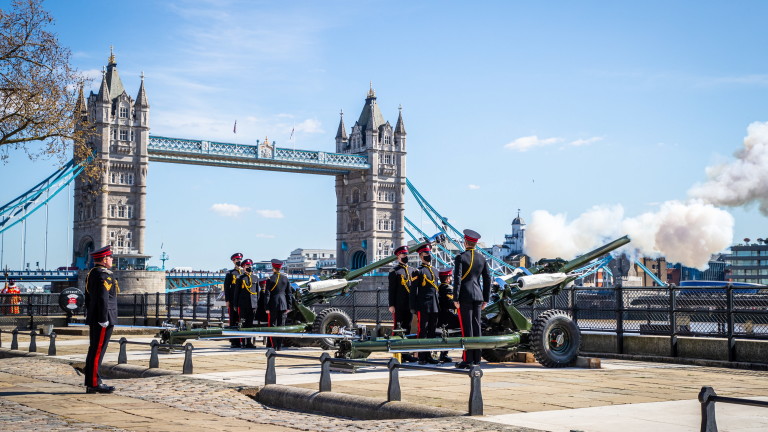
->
[388,245,417,363]
[453,229,491,369]
[83,245,118,393]
[410,243,440,364]
[223,253,243,348]
[264,259,291,350]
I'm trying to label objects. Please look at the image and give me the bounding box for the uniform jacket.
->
[452,248,491,303]
[409,263,440,313]
[234,272,258,310]
[438,282,456,312]
[388,263,412,311]
[84,265,119,325]
[264,271,291,311]
[224,267,242,303]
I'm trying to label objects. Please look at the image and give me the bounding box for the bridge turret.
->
[335,109,347,153]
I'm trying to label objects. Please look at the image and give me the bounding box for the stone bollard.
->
[149,340,159,368]
[387,357,401,401]
[468,366,484,416]
[319,353,331,392]
[48,332,57,356]
[118,338,128,364]
[183,343,194,374]
[699,386,718,432]
[11,329,18,350]
[29,331,37,353]
[265,348,276,385]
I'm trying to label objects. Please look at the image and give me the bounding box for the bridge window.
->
[353,189,360,203]
[110,231,115,239]
[127,174,134,185]
[120,173,125,183]
[360,220,364,231]
[119,130,128,141]
[127,206,134,219]
[118,206,125,218]
[111,173,116,183]
[109,205,115,218]
[384,134,390,145]
[119,106,128,118]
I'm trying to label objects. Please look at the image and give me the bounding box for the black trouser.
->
[417,311,438,361]
[238,306,255,346]
[228,303,240,346]
[459,301,483,364]
[84,323,113,388]
[268,310,287,350]
[438,310,459,358]
[393,308,412,335]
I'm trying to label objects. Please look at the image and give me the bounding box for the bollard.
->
[0,328,3,348]
[183,343,194,374]
[319,353,331,392]
[699,386,718,432]
[149,340,160,368]
[118,338,128,364]
[265,348,276,385]
[11,329,18,350]
[48,332,56,356]
[29,331,37,353]
[468,366,484,416]
[387,357,401,401]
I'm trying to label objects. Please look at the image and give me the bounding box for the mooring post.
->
[48,332,56,356]
[118,338,128,364]
[149,340,159,368]
[468,366,484,416]
[11,329,18,350]
[319,353,332,392]
[387,357,401,401]
[182,343,194,374]
[265,348,276,385]
[29,331,37,353]
[699,386,718,432]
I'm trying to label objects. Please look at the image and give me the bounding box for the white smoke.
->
[525,201,734,269]
[689,121,768,215]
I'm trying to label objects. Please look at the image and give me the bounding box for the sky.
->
[2,0,768,271]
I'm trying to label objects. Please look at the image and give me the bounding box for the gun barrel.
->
[557,235,631,274]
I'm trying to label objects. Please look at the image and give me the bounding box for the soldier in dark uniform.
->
[410,243,440,364]
[233,259,257,348]
[437,268,459,363]
[224,252,243,348]
[255,279,269,324]
[264,259,291,350]
[453,229,491,369]
[83,245,118,394]
[388,245,417,363]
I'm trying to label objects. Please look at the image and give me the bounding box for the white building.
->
[286,248,336,275]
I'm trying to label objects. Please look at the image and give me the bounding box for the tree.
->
[0,0,91,167]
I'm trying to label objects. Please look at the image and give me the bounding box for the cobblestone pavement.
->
[0,357,540,432]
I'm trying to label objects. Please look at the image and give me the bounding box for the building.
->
[723,239,768,285]
[491,211,529,266]
[286,248,336,275]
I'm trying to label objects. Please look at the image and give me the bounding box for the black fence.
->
[3,286,768,344]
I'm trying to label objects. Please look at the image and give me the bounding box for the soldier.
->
[223,252,243,348]
[255,279,269,324]
[388,245,417,363]
[453,229,491,369]
[234,259,257,348]
[264,259,291,350]
[410,243,440,364]
[437,268,459,363]
[83,245,118,394]
[1,278,21,314]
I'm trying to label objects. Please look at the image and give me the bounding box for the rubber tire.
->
[481,348,518,363]
[529,309,581,367]
[312,308,353,350]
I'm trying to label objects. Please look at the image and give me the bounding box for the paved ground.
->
[2,328,768,431]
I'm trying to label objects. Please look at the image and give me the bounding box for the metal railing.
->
[112,337,194,374]
[699,386,768,431]
[264,348,484,415]
[0,328,57,355]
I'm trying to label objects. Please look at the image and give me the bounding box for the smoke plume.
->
[525,201,734,269]
[688,121,768,215]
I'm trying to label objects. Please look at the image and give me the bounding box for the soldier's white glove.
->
[99,321,109,328]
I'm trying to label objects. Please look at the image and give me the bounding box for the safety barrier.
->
[699,386,768,431]
[0,328,57,355]
[264,348,484,415]
[111,337,194,374]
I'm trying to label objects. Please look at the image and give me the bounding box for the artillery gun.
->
[336,235,631,367]
[159,235,444,346]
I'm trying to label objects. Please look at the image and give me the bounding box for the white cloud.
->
[569,136,604,147]
[211,203,249,218]
[504,135,563,151]
[468,184,480,190]
[254,233,277,239]
[255,209,284,219]
[294,118,324,134]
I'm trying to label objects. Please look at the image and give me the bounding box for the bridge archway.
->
[350,250,367,270]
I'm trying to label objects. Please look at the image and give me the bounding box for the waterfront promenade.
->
[1,330,768,431]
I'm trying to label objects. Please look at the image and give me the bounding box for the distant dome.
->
[512,215,525,225]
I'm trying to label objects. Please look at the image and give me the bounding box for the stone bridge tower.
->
[72,50,150,270]
[335,85,406,269]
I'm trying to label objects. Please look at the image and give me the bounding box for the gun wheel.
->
[481,348,518,363]
[530,309,581,367]
[312,308,352,350]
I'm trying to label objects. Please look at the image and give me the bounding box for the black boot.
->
[439,352,452,363]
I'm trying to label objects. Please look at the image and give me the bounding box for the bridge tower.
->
[72,50,150,270]
[335,85,406,269]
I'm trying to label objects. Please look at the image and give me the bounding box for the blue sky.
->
[2,0,768,271]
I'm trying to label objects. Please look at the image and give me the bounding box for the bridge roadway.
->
[2,331,768,431]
